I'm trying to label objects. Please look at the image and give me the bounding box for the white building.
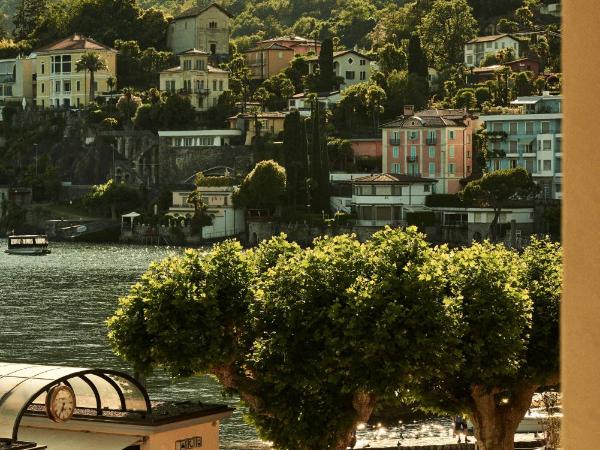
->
[350,174,437,227]
[168,185,245,239]
[288,91,341,116]
[464,34,521,67]
[307,50,375,90]
[0,57,34,107]
[166,2,233,58]
[158,129,242,147]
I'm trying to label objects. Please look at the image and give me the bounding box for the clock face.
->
[46,385,76,423]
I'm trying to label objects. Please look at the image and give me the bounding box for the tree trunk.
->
[90,70,95,103]
[469,384,538,450]
[332,390,377,450]
[489,207,501,242]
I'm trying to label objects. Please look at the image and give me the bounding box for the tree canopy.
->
[108,228,562,450]
[233,160,286,213]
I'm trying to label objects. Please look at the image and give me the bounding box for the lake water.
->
[0,240,266,450]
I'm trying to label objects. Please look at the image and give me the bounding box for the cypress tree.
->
[308,99,329,213]
[317,38,335,93]
[282,110,308,209]
[407,34,428,78]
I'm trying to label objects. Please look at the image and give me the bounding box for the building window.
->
[543,140,552,150]
[184,79,192,92]
[409,131,418,140]
[428,146,435,158]
[194,59,205,70]
[55,80,61,93]
[41,83,45,93]
[63,80,71,93]
[345,71,355,80]
[183,60,192,70]
[210,43,217,54]
[509,122,518,134]
[41,63,45,74]
[526,121,534,134]
[449,130,455,140]
[541,121,550,133]
[392,163,401,174]
[543,160,552,171]
[424,184,430,192]
[76,80,81,92]
[360,59,366,65]
[51,55,71,74]
[429,162,435,175]
[213,80,217,91]
[466,55,473,65]
[492,122,503,132]
[467,165,471,173]
[449,145,455,158]
[410,145,417,157]
[219,80,223,91]
[555,183,562,193]
[466,150,471,158]
[392,146,399,158]
[166,80,176,92]
[209,21,217,29]
[359,71,366,80]
[448,163,455,174]
[509,141,518,153]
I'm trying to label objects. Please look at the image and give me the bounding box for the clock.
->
[46,384,76,423]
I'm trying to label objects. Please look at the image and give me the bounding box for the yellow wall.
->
[34,50,117,108]
[143,421,220,450]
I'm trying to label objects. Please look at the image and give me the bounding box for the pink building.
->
[381,109,474,194]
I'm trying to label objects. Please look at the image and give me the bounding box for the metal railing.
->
[406,155,418,162]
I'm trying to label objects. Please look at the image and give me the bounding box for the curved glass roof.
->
[0,362,151,441]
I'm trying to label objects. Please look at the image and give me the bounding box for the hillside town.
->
[0,0,562,248]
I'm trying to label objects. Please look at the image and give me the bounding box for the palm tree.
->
[75,52,108,104]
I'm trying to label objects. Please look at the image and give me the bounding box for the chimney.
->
[404,105,415,116]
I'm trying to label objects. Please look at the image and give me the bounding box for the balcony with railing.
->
[389,138,401,145]
[406,155,418,163]
[426,137,437,145]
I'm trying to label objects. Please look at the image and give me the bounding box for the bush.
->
[425,194,467,207]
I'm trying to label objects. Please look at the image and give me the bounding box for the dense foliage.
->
[233,160,286,213]
[108,229,562,450]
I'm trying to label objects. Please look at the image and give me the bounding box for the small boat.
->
[5,235,51,255]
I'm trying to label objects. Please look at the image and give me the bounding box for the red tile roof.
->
[33,34,116,53]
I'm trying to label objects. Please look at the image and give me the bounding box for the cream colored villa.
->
[32,34,117,108]
[160,49,229,111]
[167,2,233,58]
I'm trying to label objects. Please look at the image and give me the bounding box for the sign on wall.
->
[175,436,202,449]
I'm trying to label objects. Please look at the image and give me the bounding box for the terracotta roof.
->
[381,109,469,128]
[259,35,319,44]
[353,174,437,184]
[472,65,503,73]
[179,48,210,55]
[174,2,234,20]
[244,43,295,53]
[306,49,373,62]
[467,34,518,44]
[33,34,116,53]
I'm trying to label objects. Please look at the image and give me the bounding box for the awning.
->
[510,99,540,105]
[20,428,143,450]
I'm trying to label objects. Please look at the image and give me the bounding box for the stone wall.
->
[159,143,253,185]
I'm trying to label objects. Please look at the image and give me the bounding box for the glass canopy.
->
[0,362,151,441]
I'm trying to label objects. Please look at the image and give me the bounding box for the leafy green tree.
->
[282,110,308,209]
[419,0,478,69]
[317,37,335,92]
[407,34,428,77]
[511,71,534,97]
[186,189,212,236]
[260,73,295,111]
[496,17,519,33]
[283,54,309,92]
[377,43,406,74]
[233,160,286,214]
[160,94,197,130]
[75,52,108,102]
[116,88,142,123]
[461,167,537,240]
[114,40,177,90]
[493,66,512,106]
[0,200,27,233]
[13,0,45,40]
[422,238,561,450]
[85,179,142,219]
[365,83,387,130]
[330,0,377,48]
[455,88,476,110]
[474,86,492,108]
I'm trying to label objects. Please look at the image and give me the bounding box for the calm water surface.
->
[0,240,266,450]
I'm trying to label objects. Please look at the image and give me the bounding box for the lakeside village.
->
[0,1,563,450]
[0,0,562,248]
